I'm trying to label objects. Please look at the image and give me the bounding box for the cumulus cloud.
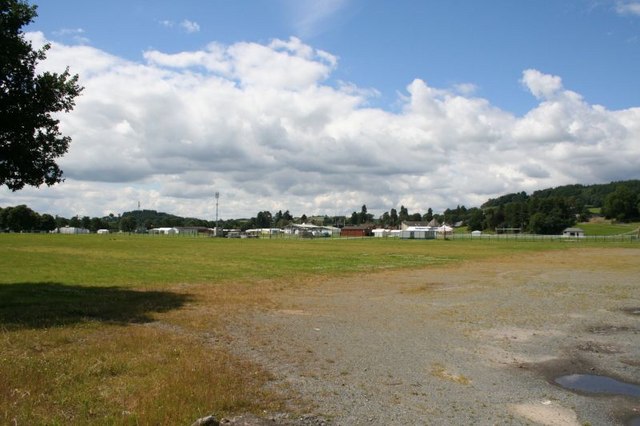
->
[144,37,336,89]
[521,69,564,100]
[2,34,640,219]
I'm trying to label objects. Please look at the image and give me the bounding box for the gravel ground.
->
[229,248,640,425]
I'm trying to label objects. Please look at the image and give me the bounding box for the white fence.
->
[449,233,638,243]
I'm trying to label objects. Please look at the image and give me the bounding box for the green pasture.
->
[578,221,640,236]
[0,233,589,287]
[2,233,638,285]
[587,207,602,214]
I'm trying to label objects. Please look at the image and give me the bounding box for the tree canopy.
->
[603,185,640,222]
[1,0,82,190]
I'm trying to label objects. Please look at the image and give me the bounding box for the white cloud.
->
[3,34,640,219]
[180,19,200,33]
[521,69,564,100]
[51,27,90,44]
[144,37,335,89]
[159,19,201,33]
[52,28,85,36]
[453,83,478,96]
[616,1,640,15]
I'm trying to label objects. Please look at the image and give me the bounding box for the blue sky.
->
[32,0,639,114]
[3,0,640,219]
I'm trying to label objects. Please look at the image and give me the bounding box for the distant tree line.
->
[0,205,119,233]
[474,196,580,234]
[477,180,640,233]
[2,180,638,235]
[0,207,217,233]
[0,205,56,232]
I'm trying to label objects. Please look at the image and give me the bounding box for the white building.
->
[149,227,178,235]
[562,227,585,238]
[58,226,90,234]
[245,228,283,237]
[400,226,437,239]
[373,229,401,238]
[284,224,339,237]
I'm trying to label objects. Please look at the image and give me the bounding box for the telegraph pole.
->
[215,192,220,237]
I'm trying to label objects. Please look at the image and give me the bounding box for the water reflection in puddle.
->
[555,374,640,397]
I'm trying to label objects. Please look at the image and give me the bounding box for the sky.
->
[2,0,640,220]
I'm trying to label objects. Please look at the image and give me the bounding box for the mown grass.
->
[578,221,640,236]
[0,234,583,286]
[1,234,637,424]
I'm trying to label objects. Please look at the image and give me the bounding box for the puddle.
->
[623,307,640,316]
[555,374,640,397]
[576,341,620,354]
[588,325,634,335]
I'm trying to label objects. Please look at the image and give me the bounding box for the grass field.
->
[577,221,640,236]
[587,207,602,214]
[1,234,638,424]
[455,221,640,237]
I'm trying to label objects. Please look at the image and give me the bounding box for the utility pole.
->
[215,192,220,237]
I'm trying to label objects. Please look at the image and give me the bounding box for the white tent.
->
[437,225,453,233]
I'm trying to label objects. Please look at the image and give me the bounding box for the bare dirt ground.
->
[229,248,640,425]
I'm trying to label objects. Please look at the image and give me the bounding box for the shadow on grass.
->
[0,282,192,329]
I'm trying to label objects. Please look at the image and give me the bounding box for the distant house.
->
[97,229,110,235]
[340,226,374,238]
[563,227,585,238]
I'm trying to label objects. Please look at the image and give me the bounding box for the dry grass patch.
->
[157,281,282,333]
[430,363,472,385]
[1,322,285,425]
[399,282,442,295]
[0,280,290,425]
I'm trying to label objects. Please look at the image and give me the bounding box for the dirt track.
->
[231,248,640,425]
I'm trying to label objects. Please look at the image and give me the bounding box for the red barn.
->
[340,226,374,237]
